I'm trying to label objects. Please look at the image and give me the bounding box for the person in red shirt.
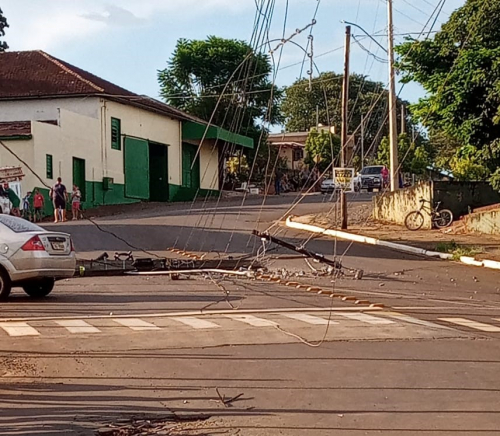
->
[381,165,389,189]
[33,188,45,223]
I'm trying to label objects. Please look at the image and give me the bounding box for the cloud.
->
[1,0,253,52]
[81,5,146,27]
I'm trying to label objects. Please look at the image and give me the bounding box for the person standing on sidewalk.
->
[381,165,389,189]
[22,191,32,221]
[50,178,67,223]
[274,169,283,196]
[33,188,45,222]
[71,185,81,220]
[3,182,20,216]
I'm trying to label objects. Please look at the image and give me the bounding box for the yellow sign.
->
[333,168,355,192]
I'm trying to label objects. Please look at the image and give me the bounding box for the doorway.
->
[182,143,200,190]
[72,157,86,201]
[149,142,169,202]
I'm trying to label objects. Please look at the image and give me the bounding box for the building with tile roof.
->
[0,50,253,213]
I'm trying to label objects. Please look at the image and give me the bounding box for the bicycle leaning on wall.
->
[404,198,454,231]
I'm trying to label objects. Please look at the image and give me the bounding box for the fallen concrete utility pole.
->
[252,230,363,279]
[126,269,255,278]
[76,255,262,277]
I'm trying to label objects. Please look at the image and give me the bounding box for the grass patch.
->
[435,240,483,260]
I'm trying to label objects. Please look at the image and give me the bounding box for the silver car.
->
[320,179,339,194]
[0,215,75,299]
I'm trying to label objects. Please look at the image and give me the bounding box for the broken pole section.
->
[252,230,342,270]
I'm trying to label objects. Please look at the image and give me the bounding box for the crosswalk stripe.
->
[381,312,451,329]
[172,317,220,329]
[113,318,161,331]
[0,322,40,337]
[55,320,101,334]
[337,313,395,325]
[225,314,278,327]
[439,318,500,332]
[282,313,335,325]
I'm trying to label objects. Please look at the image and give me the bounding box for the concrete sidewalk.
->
[291,212,500,262]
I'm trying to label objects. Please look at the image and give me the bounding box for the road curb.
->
[254,273,387,309]
[286,216,500,271]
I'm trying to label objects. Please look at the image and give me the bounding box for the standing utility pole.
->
[360,114,365,166]
[387,0,399,191]
[340,25,351,230]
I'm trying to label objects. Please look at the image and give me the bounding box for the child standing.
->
[33,189,45,222]
[22,192,32,221]
[71,185,81,220]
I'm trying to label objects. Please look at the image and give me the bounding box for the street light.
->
[340,20,388,54]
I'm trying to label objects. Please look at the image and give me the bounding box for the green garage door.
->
[124,137,150,200]
[182,143,200,189]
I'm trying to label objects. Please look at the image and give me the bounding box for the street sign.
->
[0,166,24,182]
[333,168,355,192]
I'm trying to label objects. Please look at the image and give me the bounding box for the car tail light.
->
[70,239,75,252]
[21,235,45,251]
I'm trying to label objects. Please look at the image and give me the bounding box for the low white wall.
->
[373,182,433,229]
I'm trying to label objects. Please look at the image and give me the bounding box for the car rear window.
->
[0,215,44,233]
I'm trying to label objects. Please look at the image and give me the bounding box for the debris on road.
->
[96,414,209,436]
[215,388,246,408]
[253,230,364,280]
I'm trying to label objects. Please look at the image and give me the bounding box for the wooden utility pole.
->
[387,0,399,191]
[340,25,351,230]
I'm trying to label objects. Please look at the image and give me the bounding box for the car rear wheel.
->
[0,268,12,300]
[22,278,55,298]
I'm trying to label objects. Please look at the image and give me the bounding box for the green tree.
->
[158,36,283,183]
[158,36,282,141]
[0,8,8,52]
[376,133,431,175]
[428,131,462,172]
[281,72,411,158]
[396,0,500,186]
[304,128,341,172]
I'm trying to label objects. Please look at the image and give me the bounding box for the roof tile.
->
[0,50,202,122]
[0,121,31,137]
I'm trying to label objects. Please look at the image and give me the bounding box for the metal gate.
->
[72,157,86,200]
[124,137,150,200]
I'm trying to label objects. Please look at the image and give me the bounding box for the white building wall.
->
[0,110,101,199]
[0,138,35,197]
[30,109,101,192]
[0,98,101,122]
[199,140,219,190]
[102,100,182,186]
[0,97,203,200]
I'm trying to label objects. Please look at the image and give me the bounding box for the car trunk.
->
[38,233,72,255]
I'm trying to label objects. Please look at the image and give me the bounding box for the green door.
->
[72,157,86,201]
[124,137,150,200]
[182,143,200,189]
[149,142,169,202]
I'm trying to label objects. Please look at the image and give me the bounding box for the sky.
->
[2,0,465,114]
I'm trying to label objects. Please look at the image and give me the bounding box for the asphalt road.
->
[1,192,500,435]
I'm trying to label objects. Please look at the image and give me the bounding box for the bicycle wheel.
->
[434,209,454,228]
[405,211,425,231]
